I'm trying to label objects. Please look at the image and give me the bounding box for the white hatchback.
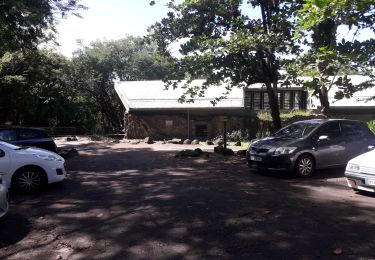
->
[0,141,66,193]
[345,148,375,193]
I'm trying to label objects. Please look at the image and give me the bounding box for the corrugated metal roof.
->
[308,75,375,109]
[115,80,245,110]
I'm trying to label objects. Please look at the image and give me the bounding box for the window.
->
[165,120,173,127]
[244,90,306,110]
[0,129,16,141]
[195,124,208,138]
[18,129,46,140]
[341,122,371,137]
[253,92,261,110]
[317,122,341,139]
[283,91,291,109]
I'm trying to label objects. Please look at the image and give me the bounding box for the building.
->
[114,80,307,139]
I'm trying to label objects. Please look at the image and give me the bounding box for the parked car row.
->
[247,119,375,193]
[0,128,66,218]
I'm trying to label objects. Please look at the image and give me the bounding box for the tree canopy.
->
[149,0,304,130]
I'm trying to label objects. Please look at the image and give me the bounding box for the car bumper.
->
[246,153,295,172]
[345,171,375,192]
[0,183,9,218]
[44,161,67,184]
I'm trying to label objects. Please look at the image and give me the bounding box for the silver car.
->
[0,175,9,218]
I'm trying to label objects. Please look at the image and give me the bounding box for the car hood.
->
[15,147,63,159]
[251,136,299,149]
[349,149,375,167]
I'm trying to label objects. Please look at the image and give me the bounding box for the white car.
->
[0,177,9,218]
[0,141,66,193]
[345,148,375,193]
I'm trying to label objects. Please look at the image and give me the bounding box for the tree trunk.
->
[265,83,282,131]
[318,86,330,118]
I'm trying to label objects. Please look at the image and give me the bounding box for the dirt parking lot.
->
[1,138,375,260]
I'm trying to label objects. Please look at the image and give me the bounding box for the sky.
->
[55,1,373,58]
[55,0,173,57]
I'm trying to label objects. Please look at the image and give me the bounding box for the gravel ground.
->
[1,138,375,260]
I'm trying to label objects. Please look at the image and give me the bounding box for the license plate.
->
[250,155,262,162]
[366,179,375,186]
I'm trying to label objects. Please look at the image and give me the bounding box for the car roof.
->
[0,127,47,132]
[293,118,364,124]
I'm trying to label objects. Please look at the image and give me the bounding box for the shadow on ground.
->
[1,144,375,260]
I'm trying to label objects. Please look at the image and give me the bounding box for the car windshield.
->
[0,141,21,150]
[274,122,320,138]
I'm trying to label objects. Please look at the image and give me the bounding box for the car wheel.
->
[295,154,315,177]
[13,167,46,193]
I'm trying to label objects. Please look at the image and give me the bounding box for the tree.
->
[71,37,171,132]
[0,0,86,54]
[293,0,375,117]
[149,0,303,130]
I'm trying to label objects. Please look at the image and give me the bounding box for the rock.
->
[175,149,201,158]
[234,141,242,146]
[59,148,79,159]
[194,148,204,155]
[130,140,140,144]
[214,145,224,153]
[66,136,78,142]
[144,137,154,144]
[183,139,192,144]
[222,148,235,156]
[236,150,247,156]
[170,138,183,144]
[215,138,224,145]
[191,139,199,145]
[206,140,214,145]
[56,255,63,260]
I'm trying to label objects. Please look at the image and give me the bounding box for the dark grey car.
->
[247,119,375,177]
[0,127,57,152]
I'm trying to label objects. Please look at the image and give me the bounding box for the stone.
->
[236,150,247,156]
[215,138,224,145]
[222,148,235,156]
[66,136,78,142]
[191,139,199,145]
[144,137,154,144]
[130,140,140,144]
[175,149,201,158]
[170,138,183,144]
[183,139,192,144]
[234,141,242,146]
[194,148,204,155]
[214,145,224,153]
[59,148,79,159]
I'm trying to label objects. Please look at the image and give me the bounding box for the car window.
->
[274,122,320,138]
[340,122,365,137]
[0,129,17,141]
[18,129,47,140]
[317,122,341,139]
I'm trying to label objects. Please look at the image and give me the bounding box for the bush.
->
[368,120,375,134]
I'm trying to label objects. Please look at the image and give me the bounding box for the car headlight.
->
[346,163,360,173]
[274,147,297,155]
[34,154,63,161]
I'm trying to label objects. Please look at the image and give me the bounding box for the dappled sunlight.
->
[2,144,375,259]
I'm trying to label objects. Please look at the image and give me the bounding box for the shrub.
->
[368,120,375,134]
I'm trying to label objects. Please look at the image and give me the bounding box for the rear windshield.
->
[274,122,320,138]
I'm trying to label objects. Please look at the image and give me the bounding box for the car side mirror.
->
[318,135,329,142]
[368,145,375,151]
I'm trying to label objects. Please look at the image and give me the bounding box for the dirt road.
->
[1,140,375,259]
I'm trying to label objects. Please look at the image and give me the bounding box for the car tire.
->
[13,167,47,193]
[295,154,315,177]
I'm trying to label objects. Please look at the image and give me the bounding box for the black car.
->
[0,127,57,152]
[247,119,375,177]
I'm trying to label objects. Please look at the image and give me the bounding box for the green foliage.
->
[368,120,375,134]
[0,0,86,55]
[149,0,304,130]
[290,0,375,116]
[257,110,313,122]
